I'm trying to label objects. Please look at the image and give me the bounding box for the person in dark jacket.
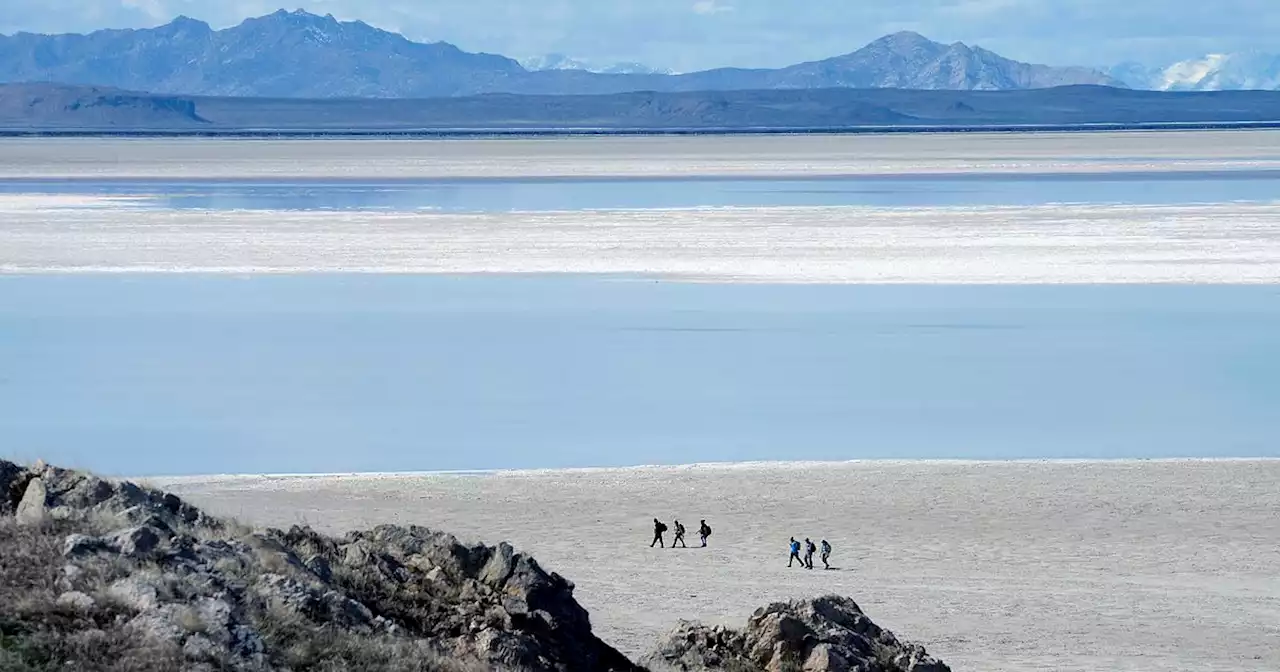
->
[698,519,712,547]
[672,520,687,548]
[788,537,803,567]
[820,539,832,569]
[651,518,668,548]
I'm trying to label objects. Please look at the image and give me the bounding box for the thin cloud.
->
[692,0,734,15]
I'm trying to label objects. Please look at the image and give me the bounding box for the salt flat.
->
[154,459,1280,672]
[4,130,1279,282]
[3,197,1278,282]
[2,130,1280,180]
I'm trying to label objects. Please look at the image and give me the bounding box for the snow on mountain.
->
[1158,52,1280,91]
[520,53,672,75]
[1110,52,1280,91]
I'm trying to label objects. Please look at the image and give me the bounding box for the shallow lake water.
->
[2,169,1279,211]
[3,275,1277,475]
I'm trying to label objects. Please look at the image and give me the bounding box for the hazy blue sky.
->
[1,1,1277,72]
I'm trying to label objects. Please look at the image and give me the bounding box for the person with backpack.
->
[698,519,712,547]
[651,518,668,548]
[804,538,817,569]
[820,539,832,569]
[672,520,687,548]
[788,537,803,567]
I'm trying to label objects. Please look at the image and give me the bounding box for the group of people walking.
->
[651,518,712,548]
[788,536,832,569]
[649,520,834,570]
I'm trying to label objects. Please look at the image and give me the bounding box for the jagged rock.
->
[112,525,165,557]
[642,595,950,672]
[15,477,48,525]
[480,541,517,586]
[63,533,112,558]
[254,573,375,631]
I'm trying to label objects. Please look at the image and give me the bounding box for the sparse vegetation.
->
[0,518,183,672]
[0,460,637,672]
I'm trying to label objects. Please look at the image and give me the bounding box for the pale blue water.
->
[1,275,1277,476]
[4,169,1280,211]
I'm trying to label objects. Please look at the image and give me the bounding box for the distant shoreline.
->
[142,456,1280,482]
[5,120,1280,138]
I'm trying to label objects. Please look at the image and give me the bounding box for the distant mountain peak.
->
[785,31,1120,91]
[252,8,341,28]
[168,15,208,27]
[884,30,932,42]
[871,31,944,50]
[157,15,212,34]
[0,16,1118,98]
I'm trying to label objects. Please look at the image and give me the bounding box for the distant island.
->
[5,82,1280,134]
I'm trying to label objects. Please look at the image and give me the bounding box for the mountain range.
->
[1110,52,1280,91]
[0,9,1120,98]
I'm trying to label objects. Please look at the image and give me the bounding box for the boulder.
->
[56,590,97,611]
[15,477,48,525]
[112,525,165,558]
[480,541,517,586]
[642,595,951,672]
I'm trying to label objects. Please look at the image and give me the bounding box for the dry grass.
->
[0,518,183,672]
[0,515,499,672]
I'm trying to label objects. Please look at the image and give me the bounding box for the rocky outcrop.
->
[0,459,637,672]
[641,595,950,672]
[1,459,952,672]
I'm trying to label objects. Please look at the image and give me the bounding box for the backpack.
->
[657,522,668,533]
[703,524,711,536]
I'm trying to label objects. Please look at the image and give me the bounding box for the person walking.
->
[788,537,803,567]
[672,520,687,548]
[820,539,832,569]
[651,518,668,548]
[803,538,817,569]
[698,519,712,547]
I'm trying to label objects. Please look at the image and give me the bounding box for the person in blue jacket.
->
[788,537,803,567]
